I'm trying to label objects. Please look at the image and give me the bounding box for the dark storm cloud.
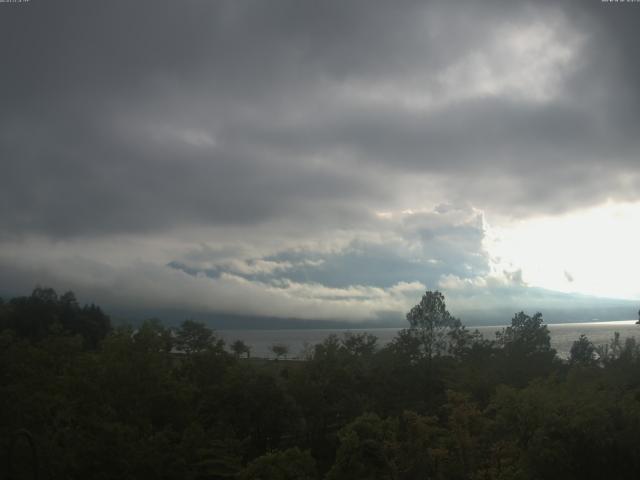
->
[0,0,392,236]
[4,0,640,238]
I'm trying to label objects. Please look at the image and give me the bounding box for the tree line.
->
[2,288,640,479]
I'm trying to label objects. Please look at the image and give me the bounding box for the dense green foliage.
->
[3,288,640,479]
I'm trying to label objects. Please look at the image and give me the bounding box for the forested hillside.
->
[3,288,640,479]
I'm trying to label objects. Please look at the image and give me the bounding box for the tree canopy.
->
[3,287,640,479]
[405,290,467,359]
[497,311,552,356]
[0,286,110,348]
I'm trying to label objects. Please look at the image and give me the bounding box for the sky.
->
[2,0,640,325]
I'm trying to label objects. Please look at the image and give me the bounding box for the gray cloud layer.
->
[4,0,640,235]
[1,0,639,321]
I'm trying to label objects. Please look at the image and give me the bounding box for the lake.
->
[219,320,640,359]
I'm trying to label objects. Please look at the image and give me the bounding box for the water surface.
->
[220,320,640,359]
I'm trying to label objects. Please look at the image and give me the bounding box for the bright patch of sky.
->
[486,201,640,300]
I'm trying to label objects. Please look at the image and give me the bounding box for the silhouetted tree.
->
[270,343,289,360]
[3,287,110,347]
[406,290,463,360]
[75,303,111,349]
[134,318,174,354]
[569,334,597,366]
[496,311,552,356]
[341,331,378,357]
[387,328,423,365]
[31,286,58,304]
[231,339,251,359]
[495,311,556,386]
[175,319,219,354]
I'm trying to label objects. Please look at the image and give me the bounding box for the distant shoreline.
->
[217,319,638,332]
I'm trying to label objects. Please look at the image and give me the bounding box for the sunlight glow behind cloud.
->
[486,201,640,300]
